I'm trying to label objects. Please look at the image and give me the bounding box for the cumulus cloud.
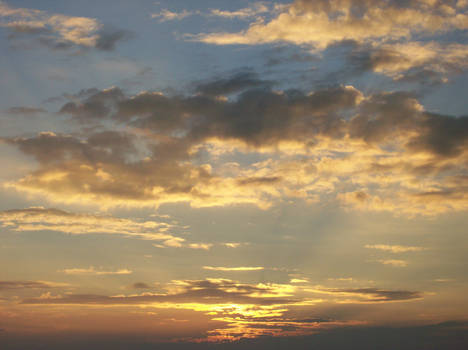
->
[187,0,468,84]
[0,1,130,51]
[349,41,468,84]
[191,0,468,49]
[2,77,468,215]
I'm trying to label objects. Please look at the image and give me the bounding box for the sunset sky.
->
[1,0,468,348]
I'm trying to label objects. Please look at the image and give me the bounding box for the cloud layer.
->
[2,77,467,215]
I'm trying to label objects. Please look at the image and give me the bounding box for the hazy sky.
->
[1,0,468,348]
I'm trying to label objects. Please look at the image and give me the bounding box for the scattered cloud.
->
[3,80,468,216]
[192,0,468,50]
[0,1,130,51]
[189,0,468,83]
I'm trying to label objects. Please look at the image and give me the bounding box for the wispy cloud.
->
[365,244,425,253]
[0,280,69,290]
[378,259,408,267]
[208,3,269,19]
[61,266,132,275]
[203,266,264,271]
[151,9,195,22]
[151,3,269,22]
[0,207,187,246]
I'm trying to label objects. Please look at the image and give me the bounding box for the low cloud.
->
[3,77,468,216]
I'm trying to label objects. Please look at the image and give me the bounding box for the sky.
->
[0,0,468,348]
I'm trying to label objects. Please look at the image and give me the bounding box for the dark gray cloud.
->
[4,79,468,211]
[194,70,273,97]
[63,84,466,159]
[95,27,133,51]
[2,321,467,350]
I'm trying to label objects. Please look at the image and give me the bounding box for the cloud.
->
[151,9,194,22]
[0,1,130,51]
[3,80,468,215]
[191,0,468,49]
[290,278,309,283]
[349,41,468,84]
[378,259,408,267]
[151,3,269,22]
[188,0,468,84]
[5,106,46,115]
[61,267,132,275]
[130,282,151,289]
[0,280,69,290]
[15,278,423,341]
[208,3,269,19]
[365,244,425,253]
[309,286,421,302]
[194,70,273,97]
[0,207,217,249]
[188,243,213,250]
[203,266,264,271]
[21,278,297,306]
[222,242,243,248]
[0,207,184,242]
